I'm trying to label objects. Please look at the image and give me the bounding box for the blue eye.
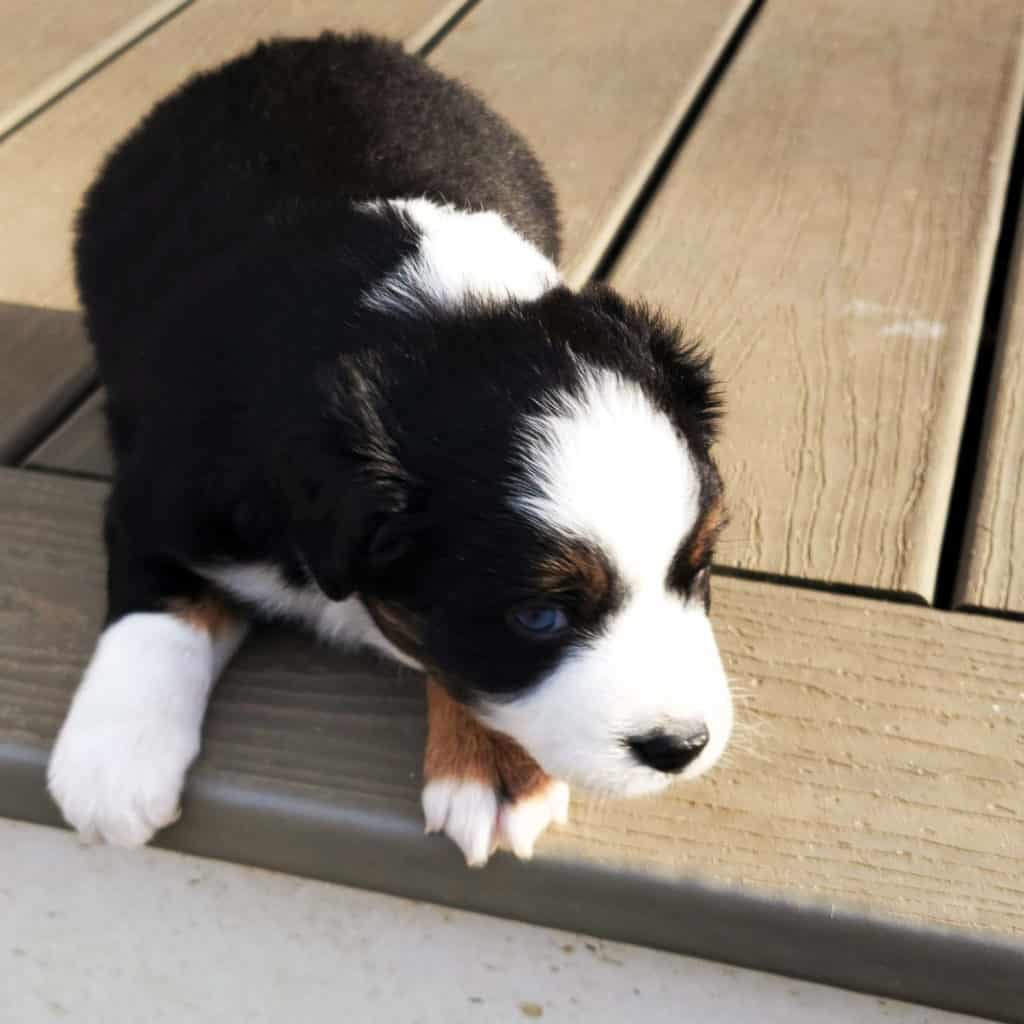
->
[508,603,569,638]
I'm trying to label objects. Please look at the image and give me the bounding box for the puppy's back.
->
[74,33,560,359]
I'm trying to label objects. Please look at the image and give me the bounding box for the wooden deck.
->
[2,2,1023,1020]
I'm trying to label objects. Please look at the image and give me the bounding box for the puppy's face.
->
[351,288,731,795]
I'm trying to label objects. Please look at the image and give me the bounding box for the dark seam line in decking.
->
[17,461,110,485]
[954,604,1024,625]
[0,0,196,145]
[415,0,483,56]
[11,379,98,470]
[590,0,767,283]
[934,100,1024,611]
[710,564,931,607]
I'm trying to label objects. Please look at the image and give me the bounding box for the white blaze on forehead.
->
[513,368,701,585]
[361,197,560,314]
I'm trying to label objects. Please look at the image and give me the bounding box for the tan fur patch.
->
[167,595,235,637]
[424,678,549,801]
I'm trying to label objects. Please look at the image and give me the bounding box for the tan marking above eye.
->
[688,495,726,569]
[535,541,611,602]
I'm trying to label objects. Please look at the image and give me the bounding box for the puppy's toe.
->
[49,721,194,848]
[498,779,571,860]
[422,779,500,867]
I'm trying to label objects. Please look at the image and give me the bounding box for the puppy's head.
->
[307,284,731,796]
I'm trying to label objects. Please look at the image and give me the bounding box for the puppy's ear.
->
[582,283,722,450]
[275,432,407,601]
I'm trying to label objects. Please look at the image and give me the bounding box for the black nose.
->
[628,728,709,774]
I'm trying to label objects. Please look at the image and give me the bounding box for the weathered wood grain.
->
[956,206,1024,616]
[1,467,1021,1019]
[0,0,468,463]
[0,0,192,141]
[431,0,756,284]
[609,0,1024,602]
[25,391,111,478]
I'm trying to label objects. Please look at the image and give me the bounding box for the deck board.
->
[0,0,468,463]
[431,0,757,284]
[956,205,1024,616]
[608,0,1024,602]
[25,391,110,478]
[1,467,1021,1021]
[0,0,190,140]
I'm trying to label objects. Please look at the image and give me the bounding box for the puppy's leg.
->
[421,678,569,866]
[48,513,247,846]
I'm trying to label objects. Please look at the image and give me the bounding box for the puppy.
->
[48,33,731,866]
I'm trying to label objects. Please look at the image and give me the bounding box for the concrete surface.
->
[0,818,987,1024]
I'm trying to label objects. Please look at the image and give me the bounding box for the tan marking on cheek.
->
[689,496,726,569]
[167,595,236,638]
[424,678,551,800]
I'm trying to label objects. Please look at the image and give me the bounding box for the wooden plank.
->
[0,0,468,463]
[0,0,192,141]
[608,0,1024,602]
[25,391,112,478]
[1,467,1021,1020]
[431,0,757,284]
[956,209,1024,616]
[0,304,93,463]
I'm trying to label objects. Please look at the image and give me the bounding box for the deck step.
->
[1,467,1021,1021]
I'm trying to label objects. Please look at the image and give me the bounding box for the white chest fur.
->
[197,563,423,670]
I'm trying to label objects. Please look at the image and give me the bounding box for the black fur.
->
[75,33,721,703]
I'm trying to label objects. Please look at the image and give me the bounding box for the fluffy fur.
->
[51,33,731,862]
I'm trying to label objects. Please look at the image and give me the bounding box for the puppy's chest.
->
[196,562,421,669]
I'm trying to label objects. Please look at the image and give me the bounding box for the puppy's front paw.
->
[423,679,569,867]
[422,779,500,867]
[498,778,570,860]
[48,713,195,847]
[47,614,217,847]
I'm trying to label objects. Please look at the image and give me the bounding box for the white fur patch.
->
[497,779,570,860]
[48,613,247,846]
[492,368,733,794]
[197,562,422,670]
[361,197,560,315]
[422,778,498,868]
[514,368,702,585]
[422,776,569,866]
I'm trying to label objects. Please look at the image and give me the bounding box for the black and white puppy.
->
[48,33,731,866]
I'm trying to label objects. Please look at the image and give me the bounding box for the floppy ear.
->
[282,435,418,602]
[282,448,374,601]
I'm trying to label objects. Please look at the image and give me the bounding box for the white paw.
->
[48,614,217,847]
[422,777,570,866]
[498,779,570,860]
[422,779,499,867]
